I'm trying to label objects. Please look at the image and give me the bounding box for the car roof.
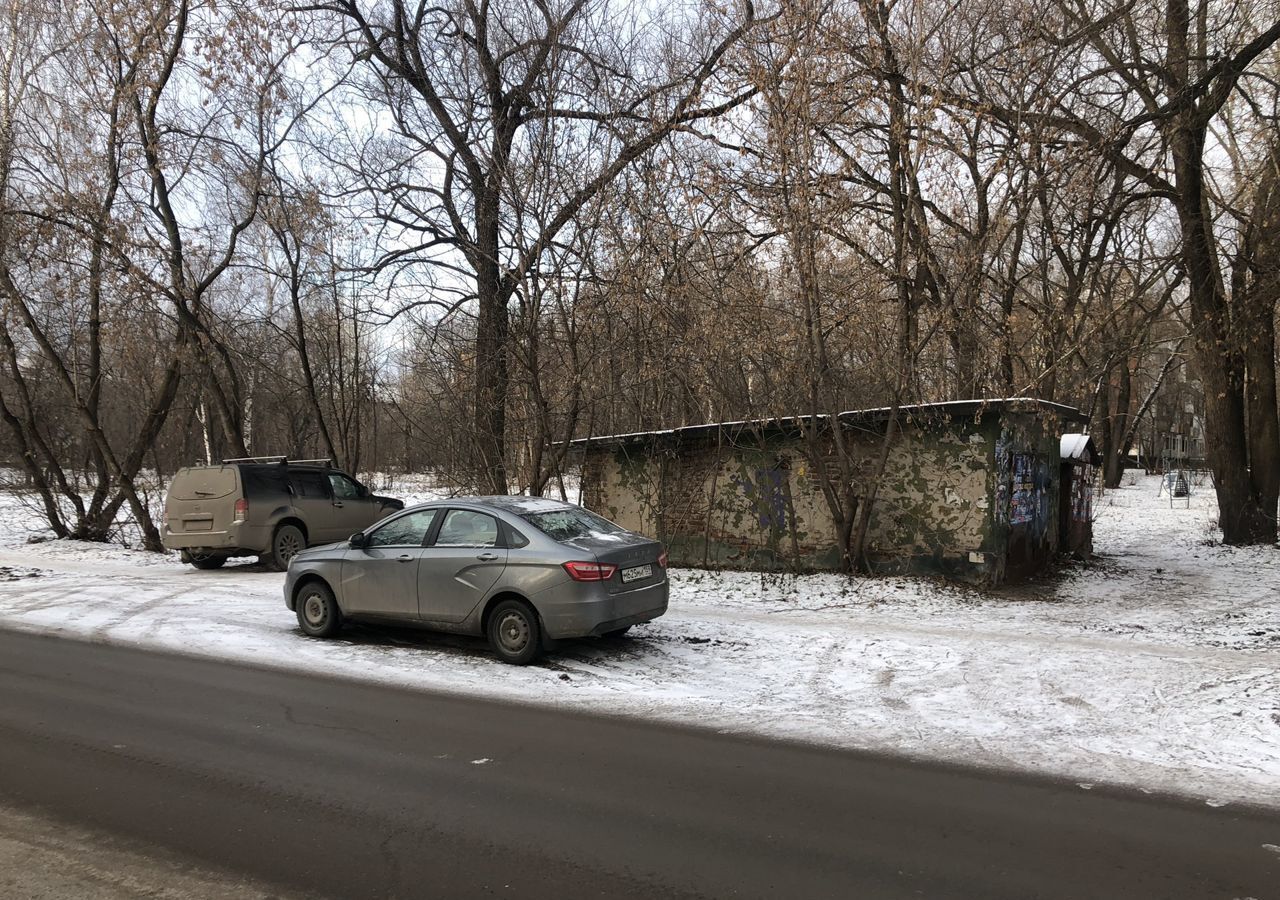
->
[236,463,337,473]
[405,496,578,514]
[463,496,579,513]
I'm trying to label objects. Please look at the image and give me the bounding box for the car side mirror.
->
[348,532,366,550]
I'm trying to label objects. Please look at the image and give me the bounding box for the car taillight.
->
[563,561,617,582]
[233,498,248,523]
[657,550,668,568]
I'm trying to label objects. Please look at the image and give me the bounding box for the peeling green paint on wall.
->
[581,408,1072,584]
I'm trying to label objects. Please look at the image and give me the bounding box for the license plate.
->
[620,564,653,584]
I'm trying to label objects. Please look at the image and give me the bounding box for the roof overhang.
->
[1060,433,1102,465]
[572,398,1089,452]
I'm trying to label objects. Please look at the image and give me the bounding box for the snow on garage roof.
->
[572,398,1088,450]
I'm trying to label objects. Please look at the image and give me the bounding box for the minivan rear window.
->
[519,509,623,542]
[171,467,237,501]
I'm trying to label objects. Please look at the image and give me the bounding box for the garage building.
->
[573,398,1092,585]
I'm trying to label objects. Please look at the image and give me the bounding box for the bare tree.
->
[309,0,760,492]
[949,0,1280,542]
[0,0,290,547]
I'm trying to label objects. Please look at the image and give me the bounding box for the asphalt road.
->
[0,629,1276,899]
[0,800,299,900]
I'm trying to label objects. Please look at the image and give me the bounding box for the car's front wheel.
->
[487,599,542,665]
[296,581,342,638]
[268,524,305,571]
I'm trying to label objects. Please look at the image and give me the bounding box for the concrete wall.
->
[582,413,1010,581]
[582,434,844,570]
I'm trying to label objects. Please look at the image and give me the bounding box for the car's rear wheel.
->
[187,552,227,570]
[296,581,342,638]
[268,524,305,571]
[487,599,541,665]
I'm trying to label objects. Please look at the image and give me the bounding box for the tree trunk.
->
[1165,0,1277,543]
[1242,147,1280,538]
[473,201,510,494]
[1243,309,1279,530]
[1105,362,1131,489]
[1172,126,1275,541]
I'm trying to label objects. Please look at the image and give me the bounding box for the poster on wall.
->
[1072,465,1093,522]
[994,436,1011,524]
[1010,453,1036,525]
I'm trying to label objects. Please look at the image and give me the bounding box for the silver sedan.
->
[283,496,669,664]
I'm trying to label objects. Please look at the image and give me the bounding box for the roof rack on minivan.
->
[220,456,334,467]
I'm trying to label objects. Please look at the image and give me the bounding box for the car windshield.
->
[520,508,624,542]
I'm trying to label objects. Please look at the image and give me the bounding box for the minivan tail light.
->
[657,550,668,568]
[233,498,248,523]
[562,561,617,582]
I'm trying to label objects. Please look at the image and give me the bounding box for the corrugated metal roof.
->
[572,397,1088,450]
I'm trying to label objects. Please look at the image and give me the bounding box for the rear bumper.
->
[533,579,669,639]
[586,605,668,637]
[161,523,271,554]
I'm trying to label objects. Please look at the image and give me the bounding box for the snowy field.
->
[0,474,1276,810]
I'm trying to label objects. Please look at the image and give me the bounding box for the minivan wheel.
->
[486,599,542,665]
[296,581,342,638]
[188,552,227,570]
[269,524,305,571]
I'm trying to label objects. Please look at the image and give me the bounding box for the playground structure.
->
[1158,469,1192,507]
[1149,424,1212,507]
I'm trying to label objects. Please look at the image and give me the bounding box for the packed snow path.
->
[0,474,1275,809]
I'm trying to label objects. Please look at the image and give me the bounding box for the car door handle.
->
[397,554,414,563]
[476,552,498,561]
[333,501,344,508]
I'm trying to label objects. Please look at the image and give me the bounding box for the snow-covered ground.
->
[0,474,1275,810]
